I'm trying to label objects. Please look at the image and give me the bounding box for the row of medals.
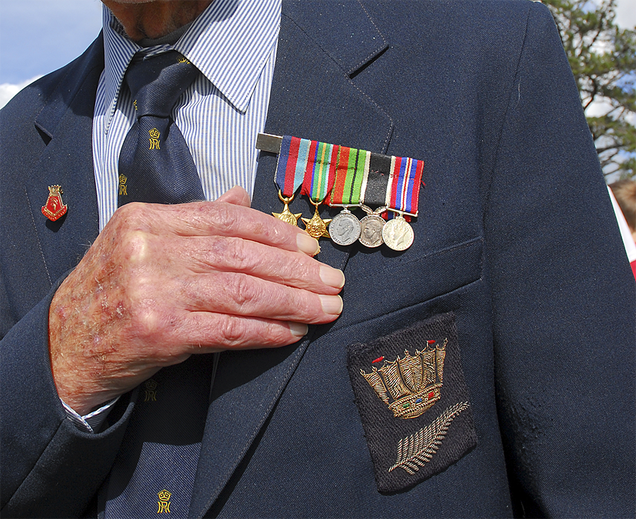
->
[276,193,414,252]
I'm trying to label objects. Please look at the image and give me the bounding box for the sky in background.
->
[0,0,635,107]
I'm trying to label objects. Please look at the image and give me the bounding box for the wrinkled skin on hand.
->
[49,187,344,415]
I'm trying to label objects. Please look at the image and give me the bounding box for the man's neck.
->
[101,0,213,41]
[137,21,194,47]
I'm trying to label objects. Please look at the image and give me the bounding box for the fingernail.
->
[320,265,345,289]
[289,322,309,338]
[297,233,320,256]
[320,295,343,316]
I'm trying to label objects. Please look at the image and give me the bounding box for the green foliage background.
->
[544,0,636,179]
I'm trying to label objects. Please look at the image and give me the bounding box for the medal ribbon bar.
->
[274,136,311,197]
[327,147,370,207]
[385,156,425,217]
[260,133,425,218]
[301,141,338,203]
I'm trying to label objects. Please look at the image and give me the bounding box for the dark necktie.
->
[104,357,214,518]
[104,51,212,518]
[117,51,204,206]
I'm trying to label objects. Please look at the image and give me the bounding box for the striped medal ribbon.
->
[325,146,371,246]
[300,141,339,239]
[382,156,425,251]
[272,135,311,226]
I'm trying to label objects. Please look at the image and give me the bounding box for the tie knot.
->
[124,51,199,118]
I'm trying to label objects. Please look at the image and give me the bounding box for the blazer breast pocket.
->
[339,236,484,329]
[346,312,477,493]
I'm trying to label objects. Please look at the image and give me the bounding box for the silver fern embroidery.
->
[388,401,470,474]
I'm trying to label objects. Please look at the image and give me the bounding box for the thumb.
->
[215,186,251,207]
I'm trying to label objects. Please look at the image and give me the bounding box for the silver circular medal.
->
[382,215,414,251]
[330,209,361,246]
[359,214,385,248]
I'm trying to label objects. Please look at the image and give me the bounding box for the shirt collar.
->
[102,0,281,129]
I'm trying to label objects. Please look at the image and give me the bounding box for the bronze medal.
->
[382,214,414,251]
[359,205,386,248]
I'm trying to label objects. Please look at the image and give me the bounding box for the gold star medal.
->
[271,136,310,226]
[299,140,339,240]
[302,200,332,239]
[273,190,302,226]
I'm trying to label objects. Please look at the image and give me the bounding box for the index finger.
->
[116,200,321,256]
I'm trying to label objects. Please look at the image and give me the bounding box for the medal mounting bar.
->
[256,133,283,154]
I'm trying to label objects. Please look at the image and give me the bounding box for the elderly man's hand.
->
[48,187,344,415]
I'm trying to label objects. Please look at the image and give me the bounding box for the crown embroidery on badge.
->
[360,339,447,419]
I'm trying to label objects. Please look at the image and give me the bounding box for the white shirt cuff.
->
[61,397,120,433]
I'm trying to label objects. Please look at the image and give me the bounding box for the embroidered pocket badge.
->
[347,312,477,492]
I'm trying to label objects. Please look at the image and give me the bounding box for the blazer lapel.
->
[25,36,103,286]
[190,2,392,516]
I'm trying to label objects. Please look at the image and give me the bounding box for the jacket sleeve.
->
[0,65,134,517]
[0,279,135,517]
[484,3,635,516]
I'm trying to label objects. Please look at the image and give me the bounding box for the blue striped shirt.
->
[93,0,281,230]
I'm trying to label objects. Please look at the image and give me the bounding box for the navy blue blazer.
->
[1,1,634,517]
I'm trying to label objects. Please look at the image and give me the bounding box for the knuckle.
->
[285,255,312,282]
[264,321,295,345]
[126,283,169,337]
[218,315,247,346]
[226,273,258,309]
[205,236,250,272]
[208,203,236,232]
[118,230,151,264]
[114,202,146,228]
[156,350,190,367]
[128,303,160,338]
[224,238,250,271]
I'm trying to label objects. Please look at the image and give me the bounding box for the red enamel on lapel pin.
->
[41,185,68,221]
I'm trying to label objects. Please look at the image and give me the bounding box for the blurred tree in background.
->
[544,0,635,179]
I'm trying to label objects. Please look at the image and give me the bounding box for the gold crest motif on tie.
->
[118,174,128,196]
[143,378,158,402]
[149,128,161,150]
[157,489,172,513]
[41,185,68,222]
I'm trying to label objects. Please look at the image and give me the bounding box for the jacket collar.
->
[35,35,104,141]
